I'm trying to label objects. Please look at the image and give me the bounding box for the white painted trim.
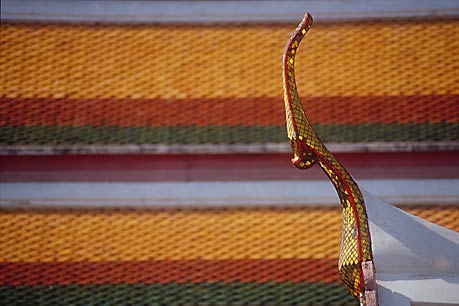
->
[365,190,459,305]
[377,275,459,306]
[2,0,459,24]
[1,142,457,155]
[365,190,459,276]
[1,179,458,208]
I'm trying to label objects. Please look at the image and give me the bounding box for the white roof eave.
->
[2,0,459,24]
[364,189,459,306]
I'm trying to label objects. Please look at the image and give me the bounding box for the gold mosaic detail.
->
[282,13,373,303]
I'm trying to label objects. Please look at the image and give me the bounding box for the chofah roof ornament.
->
[282,13,377,305]
[282,13,459,306]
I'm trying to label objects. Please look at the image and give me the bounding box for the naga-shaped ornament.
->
[282,13,377,305]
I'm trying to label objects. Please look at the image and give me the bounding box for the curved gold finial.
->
[282,13,318,169]
[282,13,377,305]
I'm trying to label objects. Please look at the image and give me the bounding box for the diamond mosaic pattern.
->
[1,19,458,146]
[283,14,373,304]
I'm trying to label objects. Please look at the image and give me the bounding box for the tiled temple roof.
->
[1,19,458,147]
[1,15,459,306]
[1,206,458,305]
